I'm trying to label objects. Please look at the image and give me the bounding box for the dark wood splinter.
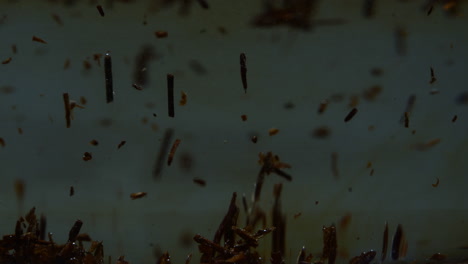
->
[167,74,175,117]
[96,5,105,16]
[381,222,388,261]
[167,139,181,166]
[240,53,247,93]
[344,108,358,122]
[104,52,114,103]
[63,93,71,128]
[153,128,174,179]
[391,224,403,260]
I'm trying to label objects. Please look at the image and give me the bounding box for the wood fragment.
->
[167,74,175,117]
[117,141,126,149]
[51,13,63,25]
[83,152,92,161]
[63,93,71,128]
[155,31,168,38]
[427,5,434,15]
[429,67,437,84]
[452,115,458,123]
[90,139,99,146]
[414,138,441,151]
[68,220,83,242]
[193,178,206,187]
[0,137,5,147]
[429,253,446,261]
[322,225,337,264]
[11,44,17,54]
[130,192,147,200]
[432,177,440,187]
[400,94,416,125]
[272,184,286,257]
[269,128,279,136]
[344,108,358,122]
[32,36,47,44]
[167,139,181,166]
[240,53,247,93]
[381,222,388,261]
[391,224,403,260]
[241,114,247,121]
[153,128,174,179]
[196,0,210,9]
[251,135,258,143]
[2,57,12,64]
[69,186,74,196]
[318,100,328,114]
[293,212,302,219]
[132,83,143,90]
[104,52,114,103]
[213,192,239,248]
[134,46,156,87]
[179,91,187,106]
[363,0,376,18]
[185,254,192,264]
[349,250,376,264]
[96,5,105,17]
[64,59,70,69]
[404,112,409,128]
[395,26,407,56]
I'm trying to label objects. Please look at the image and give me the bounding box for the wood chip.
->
[32,36,47,44]
[167,139,181,166]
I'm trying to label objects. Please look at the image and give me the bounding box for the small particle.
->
[427,5,434,15]
[167,139,181,166]
[132,83,143,90]
[79,96,87,105]
[251,135,258,143]
[90,139,99,146]
[17,128,23,135]
[188,60,207,75]
[344,108,358,122]
[96,5,105,17]
[2,57,12,64]
[412,130,416,135]
[395,26,407,56]
[93,53,102,66]
[179,91,187,106]
[455,92,468,105]
[370,169,374,176]
[32,36,47,44]
[339,213,352,230]
[432,177,440,188]
[99,118,113,127]
[349,95,359,108]
[130,192,147,200]
[155,31,168,38]
[429,89,440,95]
[11,44,17,54]
[51,13,63,25]
[363,85,382,101]
[366,162,372,168]
[217,26,227,34]
[429,67,437,84]
[429,253,446,261]
[331,152,339,179]
[69,186,74,196]
[83,60,92,70]
[370,67,383,76]
[1,86,15,94]
[312,126,331,139]
[348,187,352,192]
[0,138,4,147]
[64,59,71,70]
[315,201,319,205]
[284,101,295,109]
[143,14,147,25]
[151,123,158,132]
[318,100,328,114]
[193,178,206,187]
[14,179,25,202]
[152,113,157,117]
[452,115,458,123]
[363,0,376,18]
[241,114,247,121]
[293,212,302,219]
[269,128,279,136]
[196,0,210,9]
[368,125,375,131]
[179,152,194,172]
[117,141,126,149]
[414,138,441,151]
[83,152,92,161]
